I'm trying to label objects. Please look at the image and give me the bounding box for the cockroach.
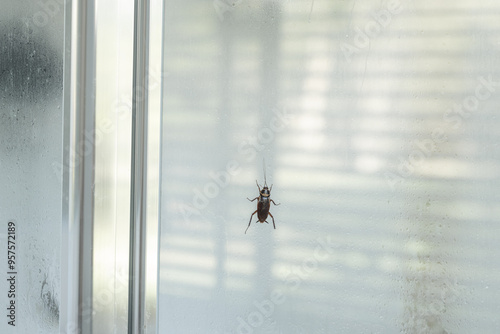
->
[245,162,280,234]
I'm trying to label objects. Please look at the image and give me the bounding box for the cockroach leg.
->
[245,210,258,234]
[269,212,276,229]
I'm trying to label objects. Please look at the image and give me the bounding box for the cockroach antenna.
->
[263,158,267,188]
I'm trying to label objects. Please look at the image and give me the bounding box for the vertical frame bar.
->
[145,0,164,332]
[62,0,97,333]
[60,0,72,331]
[92,0,134,331]
[129,0,150,332]
[61,1,162,332]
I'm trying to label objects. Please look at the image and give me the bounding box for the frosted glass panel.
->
[0,3,64,334]
[159,1,500,333]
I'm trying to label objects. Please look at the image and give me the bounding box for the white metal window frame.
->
[61,1,162,333]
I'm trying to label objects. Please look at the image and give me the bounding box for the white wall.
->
[159,1,500,333]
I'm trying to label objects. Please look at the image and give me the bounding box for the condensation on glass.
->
[0,3,64,334]
[158,1,500,333]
